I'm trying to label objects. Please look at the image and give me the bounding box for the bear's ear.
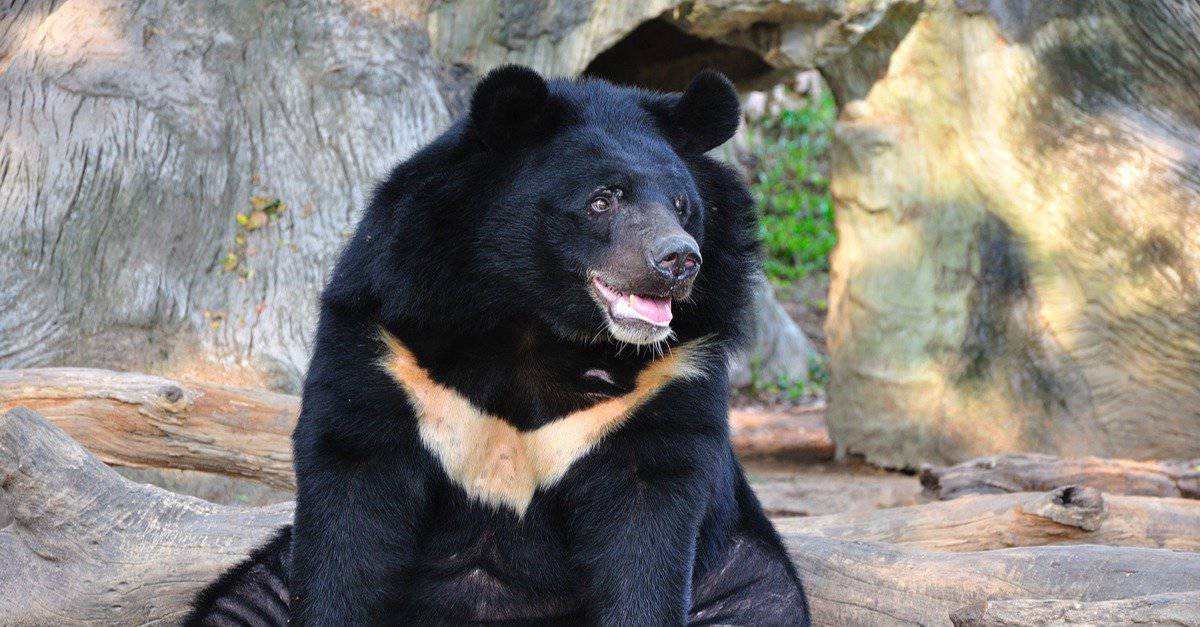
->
[469,65,551,150]
[664,70,740,153]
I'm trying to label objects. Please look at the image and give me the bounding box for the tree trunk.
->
[823,0,1200,467]
[4,406,1200,626]
[0,0,469,393]
[0,407,291,626]
[791,539,1200,626]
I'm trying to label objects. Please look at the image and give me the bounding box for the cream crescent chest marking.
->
[378,330,707,516]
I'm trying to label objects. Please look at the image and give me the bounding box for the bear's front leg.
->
[289,314,434,627]
[560,430,718,627]
[290,445,430,626]
[288,353,434,619]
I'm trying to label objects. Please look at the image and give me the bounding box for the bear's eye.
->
[590,189,618,214]
[674,196,687,215]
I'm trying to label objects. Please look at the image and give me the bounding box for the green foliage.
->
[806,353,830,391]
[748,92,838,286]
[746,353,829,402]
[755,373,810,403]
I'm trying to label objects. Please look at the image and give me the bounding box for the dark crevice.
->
[582,18,774,92]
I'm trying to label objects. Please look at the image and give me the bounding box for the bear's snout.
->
[648,234,701,283]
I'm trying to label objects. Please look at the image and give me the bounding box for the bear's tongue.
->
[612,293,673,326]
[594,278,672,326]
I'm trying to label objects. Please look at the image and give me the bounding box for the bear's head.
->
[332,66,757,351]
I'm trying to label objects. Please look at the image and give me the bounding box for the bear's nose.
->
[649,235,702,281]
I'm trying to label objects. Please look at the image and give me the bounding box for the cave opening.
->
[582,18,776,92]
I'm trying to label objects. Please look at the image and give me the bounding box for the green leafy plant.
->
[747,92,838,286]
[746,354,822,402]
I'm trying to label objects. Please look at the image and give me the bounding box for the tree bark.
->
[4,406,1200,626]
[823,0,1200,466]
[0,367,835,490]
[922,454,1200,500]
[0,0,467,393]
[950,593,1200,627]
[777,486,1200,552]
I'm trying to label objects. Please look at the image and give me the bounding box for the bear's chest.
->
[405,497,582,623]
[379,330,703,516]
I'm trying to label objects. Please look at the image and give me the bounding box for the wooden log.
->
[4,407,1200,626]
[950,593,1200,627]
[729,402,834,462]
[0,368,835,489]
[922,454,1200,501]
[776,486,1200,552]
[0,368,299,489]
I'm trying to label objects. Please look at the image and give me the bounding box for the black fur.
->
[185,526,292,626]
[186,66,808,626]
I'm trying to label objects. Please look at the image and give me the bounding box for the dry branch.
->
[4,408,1200,626]
[922,453,1200,500]
[777,486,1200,552]
[950,593,1200,627]
[0,368,835,491]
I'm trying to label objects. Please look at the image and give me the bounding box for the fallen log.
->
[922,453,1200,500]
[0,368,298,489]
[4,407,1200,626]
[729,403,834,462]
[0,368,835,490]
[950,592,1200,627]
[777,486,1200,552]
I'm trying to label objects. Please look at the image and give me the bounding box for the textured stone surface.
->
[823,0,1200,466]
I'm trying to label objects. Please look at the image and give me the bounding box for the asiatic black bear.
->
[185,66,809,626]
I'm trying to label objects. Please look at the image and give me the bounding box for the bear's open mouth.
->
[591,277,672,327]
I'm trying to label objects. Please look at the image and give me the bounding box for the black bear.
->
[185,66,809,626]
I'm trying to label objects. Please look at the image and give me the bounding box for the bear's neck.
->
[383,317,661,431]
